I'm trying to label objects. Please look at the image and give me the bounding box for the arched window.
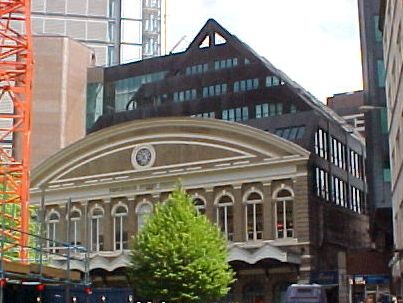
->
[243,282,264,303]
[113,204,128,250]
[136,202,153,231]
[69,209,81,247]
[245,191,263,241]
[216,194,234,241]
[274,189,294,239]
[46,210,60,252]
[90,206,104,252]
[193,197,206,215]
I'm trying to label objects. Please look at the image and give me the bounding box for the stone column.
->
[204,188,215,223]
[232,185,244,242]
[103,198,113,251]
[127,197,136,247]
[80,201,88,249]
[59,203,67,243]
[262,182,273,239]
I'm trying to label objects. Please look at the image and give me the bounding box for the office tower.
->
[358,0,393,250]
[31,0,162,66]
[380,0,403,296]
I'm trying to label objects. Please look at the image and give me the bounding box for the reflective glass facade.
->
[31,0,162,66]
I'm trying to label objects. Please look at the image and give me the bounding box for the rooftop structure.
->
[327,91,365,136]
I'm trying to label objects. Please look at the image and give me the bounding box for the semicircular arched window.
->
[136,202,153,231]
[245,191,263,241]
[274,189,294,239]
[69,209,81,247]
[46,211,60,253]
[113,204,128,251]
[90,206,104,252]
[216,195,234,241]
[193,198,206,215]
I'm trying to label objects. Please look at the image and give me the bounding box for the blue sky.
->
[165,0,363,102]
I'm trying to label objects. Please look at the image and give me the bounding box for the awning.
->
[228,242,301,265]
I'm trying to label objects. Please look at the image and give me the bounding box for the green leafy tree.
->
[0,182,40,261]
[128,185,235,303]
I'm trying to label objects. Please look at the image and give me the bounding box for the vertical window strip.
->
[315,167,329,201]
[275,195,294,239]
[255,104,262,118]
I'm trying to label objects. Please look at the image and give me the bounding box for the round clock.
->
[131,145,155,169]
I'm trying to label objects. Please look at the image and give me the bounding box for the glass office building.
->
[30,0,162,66]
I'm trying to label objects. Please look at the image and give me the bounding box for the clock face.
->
[135,148,152,166]
[131,145,155,169]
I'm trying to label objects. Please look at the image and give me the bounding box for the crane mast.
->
[0,0,33,262]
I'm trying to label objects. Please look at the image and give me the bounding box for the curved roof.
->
[31,117,309,190]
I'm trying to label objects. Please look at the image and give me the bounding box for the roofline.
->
[31,117,310,187]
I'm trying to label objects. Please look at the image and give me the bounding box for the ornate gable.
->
[31,118,309,190]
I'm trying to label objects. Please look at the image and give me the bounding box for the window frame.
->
[243,190,264,241]
[136,200,153,232]
[68,208,82,247]
[112,203,129,251]
[215,193,234,241]
[193,195,206,215]
[46,210,60,253]
[273,187,294,239]
[90,206,105,252]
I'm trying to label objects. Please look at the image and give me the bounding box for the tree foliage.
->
[128,185,235,303]
[0,182,40,261]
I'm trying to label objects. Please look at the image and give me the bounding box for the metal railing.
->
[0,224,91,303]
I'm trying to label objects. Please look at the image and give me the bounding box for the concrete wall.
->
[30,35,94,168]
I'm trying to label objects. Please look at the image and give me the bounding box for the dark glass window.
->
[377,59,386,87]
[374,16,383,42]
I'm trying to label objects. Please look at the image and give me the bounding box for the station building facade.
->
[30,118,369,303]
[30,19,371,303]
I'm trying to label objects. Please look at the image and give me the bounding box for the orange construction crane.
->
[0,0,33,262]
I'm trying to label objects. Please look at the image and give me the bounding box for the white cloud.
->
[165,0,363,102]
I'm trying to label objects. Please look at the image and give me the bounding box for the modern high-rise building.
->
[30,0,163,66]
[358,0,393,250]
[380,0,403,296]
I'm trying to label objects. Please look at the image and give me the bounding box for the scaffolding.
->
[0,223,91,303]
